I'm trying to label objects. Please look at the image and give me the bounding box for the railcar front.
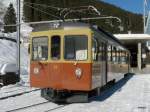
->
[30,23,94,102]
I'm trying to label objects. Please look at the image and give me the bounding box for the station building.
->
[114,34,150,70]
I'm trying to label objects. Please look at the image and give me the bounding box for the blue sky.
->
[101,0,149,14]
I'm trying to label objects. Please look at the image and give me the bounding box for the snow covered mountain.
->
[0,36,29,78]
[0,0,31,84]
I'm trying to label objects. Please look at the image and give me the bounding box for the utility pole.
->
[144,0,146,33]
[17,0,20,81]
[143,0,148,33]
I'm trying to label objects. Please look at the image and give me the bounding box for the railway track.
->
[3,88,27,94]
[0,84,30,94]
[0,87,68,112]
[6,101,67,112]
[0,88,40,100]
[44,105,67,112]
[6,101,50,112]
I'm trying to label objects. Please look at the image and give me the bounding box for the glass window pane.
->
[92,38,98,61]
[32,37,48,61]
[107,45,111,62]
[51,36,60,60]
[64,35,88,60]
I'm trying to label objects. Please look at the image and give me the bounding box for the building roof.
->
[114,34,150,48]
[114,34,150,40]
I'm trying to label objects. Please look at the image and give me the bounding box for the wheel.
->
[41,88,57,101]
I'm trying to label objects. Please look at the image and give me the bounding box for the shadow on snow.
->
[90,74,133,102]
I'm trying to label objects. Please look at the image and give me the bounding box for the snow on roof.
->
[0,38,29,76]
[114,34,150,40]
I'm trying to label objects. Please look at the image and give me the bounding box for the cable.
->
[0,15,121,27]
[23,3,101,19]
[63,8,100,19]
[23,1,62,10]
[24,4,61,20]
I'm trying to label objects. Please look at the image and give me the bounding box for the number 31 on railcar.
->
[30,22,130,103]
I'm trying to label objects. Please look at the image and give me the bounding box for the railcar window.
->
[120,51,123,63]
[119,50,121,63]
[98,43,103,61]
[112,47,116,63]
[51,36,60,60]
[120,51,127,64]
[116,47,119,63]
[126,52,129,63]
[111,46,113,61]
[64,35,88,60]
[107,45,111,62]
[92,38,98,61]
[32,37,48,61]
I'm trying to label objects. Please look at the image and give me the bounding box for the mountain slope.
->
[23,0,143,34]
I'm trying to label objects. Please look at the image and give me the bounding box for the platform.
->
[0,74,150,112]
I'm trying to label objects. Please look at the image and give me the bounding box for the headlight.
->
[33,67,39,74]
[75,68,82,78]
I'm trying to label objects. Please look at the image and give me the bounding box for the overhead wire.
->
[23,2,62,10]
[1,3,121,27]
[63,9,100,19]
[23,3,61,20]
[2,1,62,27]
[2,1,103,26]
[0,15,121,27]
[23,2,101,19]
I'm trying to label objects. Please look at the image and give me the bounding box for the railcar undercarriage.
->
[41,88,89,103]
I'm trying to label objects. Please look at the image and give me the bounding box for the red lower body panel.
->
[30,62,92,91]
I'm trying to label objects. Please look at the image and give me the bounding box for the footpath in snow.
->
[0,74,150,112]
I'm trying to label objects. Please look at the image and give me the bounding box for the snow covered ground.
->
[0,74,150,112]
[0,38,30,86]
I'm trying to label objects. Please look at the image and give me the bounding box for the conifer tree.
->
[4,3,17,33]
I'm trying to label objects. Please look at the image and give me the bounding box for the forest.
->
[23,0,143,34]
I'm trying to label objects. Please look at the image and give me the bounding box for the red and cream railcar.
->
[30,22,130,103]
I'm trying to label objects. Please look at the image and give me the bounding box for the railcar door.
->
[101,42,107,86]
[92,38,102,89]
[49,35,62,88]
[92,39,107,89]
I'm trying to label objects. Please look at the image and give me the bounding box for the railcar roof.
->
[32,22,90,32]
